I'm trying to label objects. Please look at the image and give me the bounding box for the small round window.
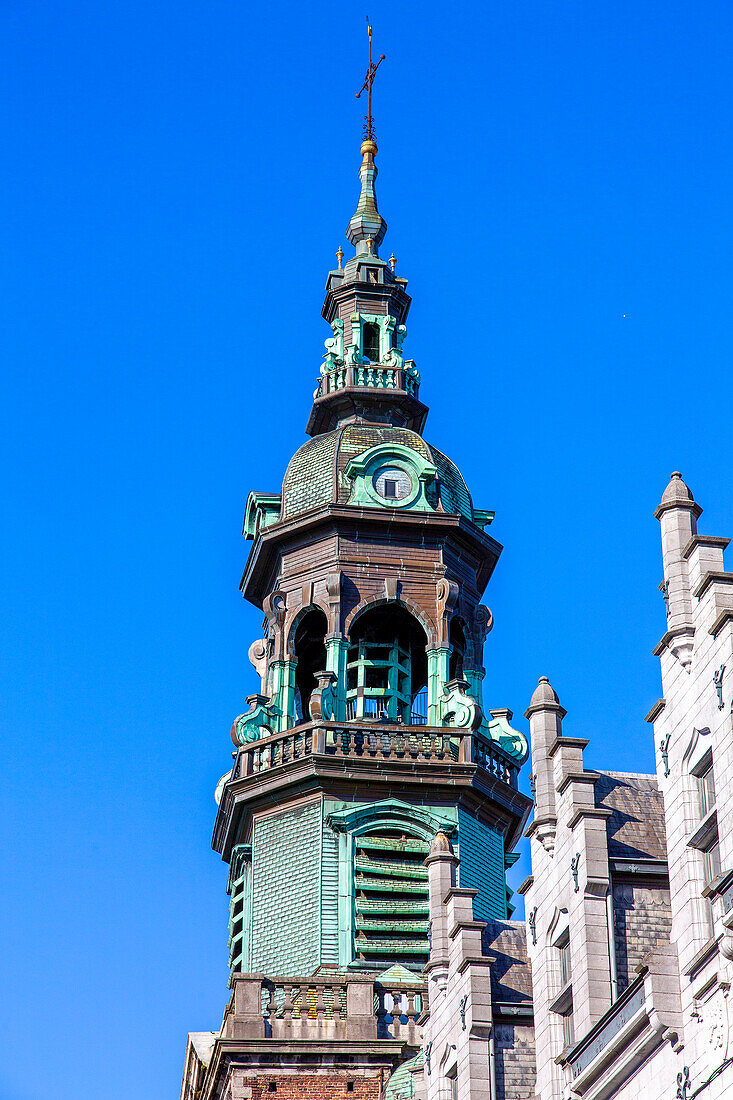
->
[373,465,412,502]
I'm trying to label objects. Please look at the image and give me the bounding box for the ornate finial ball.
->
[360,139,378,157]
[336,246,344,269]
[365,236,374,254]
[389,253,396,272]
[671,471,682,480]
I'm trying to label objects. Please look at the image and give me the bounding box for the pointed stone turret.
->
[654,471,702,670]
[424,830,458,991]
[524,677,566,852]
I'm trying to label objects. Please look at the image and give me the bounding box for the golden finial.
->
[389,253,396,272]
[365,236,374,254]
[336,246,344,269]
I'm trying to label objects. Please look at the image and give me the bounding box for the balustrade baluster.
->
[332,984,343,1022]
[315,984,326,1021]
[282,985,294,1021]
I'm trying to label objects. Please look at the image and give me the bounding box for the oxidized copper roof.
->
[280,423,474,523]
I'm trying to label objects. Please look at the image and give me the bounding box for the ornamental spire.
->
[347,22,387,253]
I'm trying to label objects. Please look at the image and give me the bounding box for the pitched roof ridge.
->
[600,770,659,782]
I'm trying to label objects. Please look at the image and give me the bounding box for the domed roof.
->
[660,471,694,506]
[655,471,701,520]
[280,423,475,523]
[529,676,560,708]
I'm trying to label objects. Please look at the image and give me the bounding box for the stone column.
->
[271,657,296,731]
[427,648,450,725]
[325,634,349,720]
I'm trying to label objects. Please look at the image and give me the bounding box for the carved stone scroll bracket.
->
[436,578,459,647]
[263,590,287,662]
[326,572,342,633]
[438,677,482,731]
[248,638,268,694]
[230,694,282,746]
[309,670,338,723]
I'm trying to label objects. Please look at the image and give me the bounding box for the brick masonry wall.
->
[494,1023,536,1100]
[238,1074,381,1099]
[612,881,672,991]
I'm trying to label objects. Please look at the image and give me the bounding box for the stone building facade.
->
[178,63,732,1100]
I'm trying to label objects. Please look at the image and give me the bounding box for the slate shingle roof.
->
[280,423,475,522]
[594,771,668,862]
[482,919,532,1004]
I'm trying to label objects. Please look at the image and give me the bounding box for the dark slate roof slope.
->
[594,771,668,862]
[482,919,532,1004]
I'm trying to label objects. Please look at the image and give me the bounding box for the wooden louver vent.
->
[353,831,430,969]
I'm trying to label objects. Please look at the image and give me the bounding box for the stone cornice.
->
[523,814,557,840]
[710,608,733,637]
[557,770,600,795]
[692,570,733,599]
[654,497,703,520]
[567,806,613,831]
[457,954,493,974]
[682,534,731,559]
[644,698,666,723]
[653,624,695,657]
[443,886,479,904]
[548,736,589,758]
[517,875,534,895]
[449,919,487,940]
[524,700,567,720]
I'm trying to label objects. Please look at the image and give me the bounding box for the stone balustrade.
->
[221,973,425,1045]
[228,721,519,789]
[315,361,420,399]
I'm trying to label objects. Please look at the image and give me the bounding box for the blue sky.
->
[1,2,732,1097]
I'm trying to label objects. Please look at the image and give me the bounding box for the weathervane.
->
[355,18,385,141]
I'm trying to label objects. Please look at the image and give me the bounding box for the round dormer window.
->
[373,466,412,502]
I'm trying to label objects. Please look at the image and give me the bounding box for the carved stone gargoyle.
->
[308,670,338,723]
[438,677,483,731]
[230,693,282,746]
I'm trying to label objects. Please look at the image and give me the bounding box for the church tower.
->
[182,33,531,1100]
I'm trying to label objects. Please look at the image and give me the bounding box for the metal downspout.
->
[606,886,618,1000]
[489,1026,497,1100]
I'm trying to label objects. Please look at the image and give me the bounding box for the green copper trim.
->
[463,668,485,708]
[345,442,437,512]
[325,636,349,721]
[427,648,450,725]
[472,508,495,530]
[271,658,297,731]
[243,491,282,539]
[483,708,529,762]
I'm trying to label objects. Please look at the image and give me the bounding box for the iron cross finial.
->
[355,19,386,141]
